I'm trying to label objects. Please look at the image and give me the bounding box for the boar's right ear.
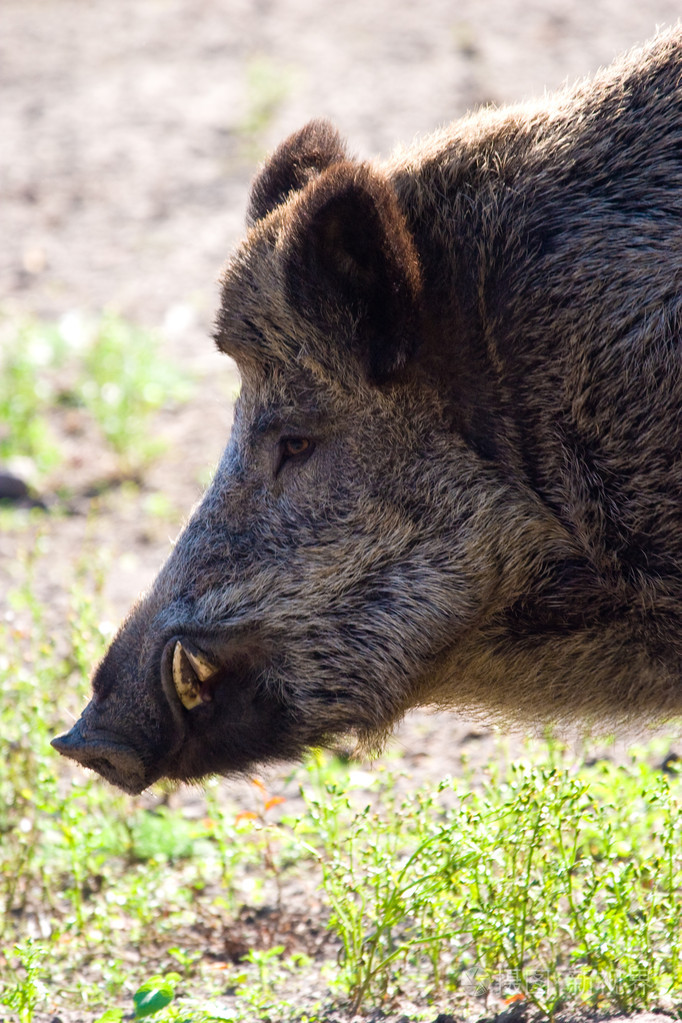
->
[283,162,422,385]
[247,120,348,226]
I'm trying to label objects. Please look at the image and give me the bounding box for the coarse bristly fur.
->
[54,29,682,794]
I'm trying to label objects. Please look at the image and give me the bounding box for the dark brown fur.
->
[54,31,682,794]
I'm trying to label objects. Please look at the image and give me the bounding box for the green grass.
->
[0,311,191,487]
[307,752,682,1016]
[1,548,682,1021]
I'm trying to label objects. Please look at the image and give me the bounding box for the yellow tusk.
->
[184,646,218,682]
[172,641,203,710]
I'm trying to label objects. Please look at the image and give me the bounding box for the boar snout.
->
[52,625,188,794]
[52,622,301,792]
[51,710,147,795]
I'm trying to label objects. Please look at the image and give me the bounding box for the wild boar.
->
[53,30,682,794]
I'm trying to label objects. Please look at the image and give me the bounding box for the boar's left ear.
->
[247,119,348,226]
[284,163,422,385]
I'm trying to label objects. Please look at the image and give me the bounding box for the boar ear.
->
[285,164,422,384]
[247,120,347,225]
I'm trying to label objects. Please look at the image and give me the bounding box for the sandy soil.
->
[2,1,682,1019]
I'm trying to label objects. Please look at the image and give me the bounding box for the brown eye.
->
[275,436,314,476]
[283,437,311,457]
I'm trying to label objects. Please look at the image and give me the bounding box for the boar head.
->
[52,120,619,794]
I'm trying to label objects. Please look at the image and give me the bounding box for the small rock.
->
[0,471,29,500]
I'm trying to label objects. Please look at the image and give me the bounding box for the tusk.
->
[183,646,218,682]
[172,641,203,710]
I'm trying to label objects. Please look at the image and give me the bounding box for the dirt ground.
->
[2,1,682,1019]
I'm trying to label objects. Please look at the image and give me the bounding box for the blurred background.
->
[4,0,681,327]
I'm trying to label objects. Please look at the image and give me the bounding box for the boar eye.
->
[283,437,311,457]
[275,436,314,476]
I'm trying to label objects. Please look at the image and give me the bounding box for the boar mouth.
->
[54,631,297,793]
[157,632,304,782]
[51,720,147,795]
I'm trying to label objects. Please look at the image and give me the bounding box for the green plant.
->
[0,318,64,474]
[0,940,49,1023]
[235,945,285,1016]
[301,751,682,1017]
[133,972,181,1018]
[234,777,290,905]
[79,313,190,463]
[0,311,191,483]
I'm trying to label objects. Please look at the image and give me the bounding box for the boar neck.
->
[392,116,682,596]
